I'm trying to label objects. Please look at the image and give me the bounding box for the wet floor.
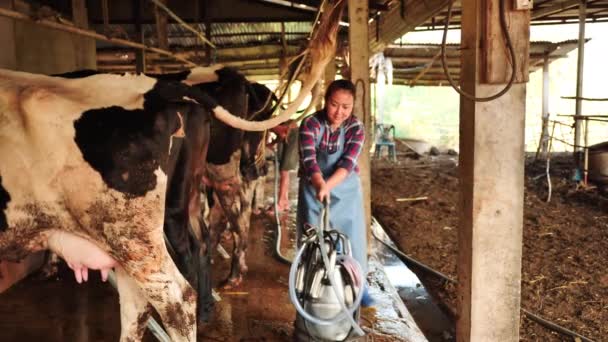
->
[0,167,440,341]
[370,220,455,342]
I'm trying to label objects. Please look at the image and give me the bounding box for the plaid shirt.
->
[299,110,365,177]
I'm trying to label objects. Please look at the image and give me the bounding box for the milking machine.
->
[288,199,365,341]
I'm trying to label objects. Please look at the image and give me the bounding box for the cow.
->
[202,77,277,288]
[0,2,343,339]
[0,67,297,341]
[52,68,216,326]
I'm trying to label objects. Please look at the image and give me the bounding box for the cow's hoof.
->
[220,275,243,289]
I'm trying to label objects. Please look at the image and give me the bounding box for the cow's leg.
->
[207,192,228,259]
[217,180,256,288]
[107,229,196,342]
[194,215,214,324]
[121,255,197,342]
[115,265,153,342]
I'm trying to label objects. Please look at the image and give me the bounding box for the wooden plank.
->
[409,50,442,87]
[369,0,451,53]
[154,0,169,50]
[0,0,17,69]
[482,0,531,83]
[71,0,88,29]
[349,0,372,237]
[458,0,527,340]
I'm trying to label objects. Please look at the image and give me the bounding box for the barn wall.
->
[0,1,96,73]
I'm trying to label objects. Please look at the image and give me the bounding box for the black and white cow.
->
[0,67,294,341]
[201,75,277,288]
[0,3,342,338]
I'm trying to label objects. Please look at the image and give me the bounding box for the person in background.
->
[296,79,373,306]
[266,119,299,215]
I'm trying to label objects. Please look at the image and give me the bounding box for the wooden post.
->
[71,0,88,29]
[574,0,586,162]
[204,0,212,66]
[0,0,17,69]
[133,0,145,73]
[153,0,168,72]
[348,0,371,240]
[154,0,169,50]
[458,0,528,340]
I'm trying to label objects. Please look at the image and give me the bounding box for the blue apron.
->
[296,123,367,273]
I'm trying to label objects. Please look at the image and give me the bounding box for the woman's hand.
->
[311,172,329,202]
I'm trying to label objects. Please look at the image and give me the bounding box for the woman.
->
[296,79,368,281]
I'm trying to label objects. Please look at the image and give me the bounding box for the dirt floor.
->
[371,141,608,341]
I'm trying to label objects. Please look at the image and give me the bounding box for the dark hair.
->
[324,79,356,103]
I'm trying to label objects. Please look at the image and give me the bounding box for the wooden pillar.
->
[71,0,88,29]
[0,0,17,69]
[458,0,528,340]
[540,54,550,156]
[153,0,168,73]
[574,0,586,158]
[154,0,169,50]
[71,0,91,70]
[133,0,145,73]
[203,0,212,66]
[348,0,371,235]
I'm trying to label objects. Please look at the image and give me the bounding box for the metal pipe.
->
[546,121,557,202]
[584,117,589,185]
[541,54,550,157]
[0,7,197,67]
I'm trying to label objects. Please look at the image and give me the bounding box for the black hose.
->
[371,217,596,342]
[440,0,516,102]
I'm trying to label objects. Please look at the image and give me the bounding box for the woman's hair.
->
[324,79,356,103]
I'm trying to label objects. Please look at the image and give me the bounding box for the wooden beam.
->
[149,0,215,49]
[574,0,586,155]
[0,7,196,66]
[457,0,528,340]
[482,0,530,83]
[133,0,145,73]
[532,0,580,19]
[71,0,88,29]
[369,0,451,53]
[349,0,372,247]
[409,50,442,87]
[154,0,169,51]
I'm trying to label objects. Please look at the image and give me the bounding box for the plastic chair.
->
[374,124,397,162]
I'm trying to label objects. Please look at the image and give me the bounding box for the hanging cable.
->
[441,0,517,102]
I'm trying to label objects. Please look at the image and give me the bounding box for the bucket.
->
[588,141,608,184]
